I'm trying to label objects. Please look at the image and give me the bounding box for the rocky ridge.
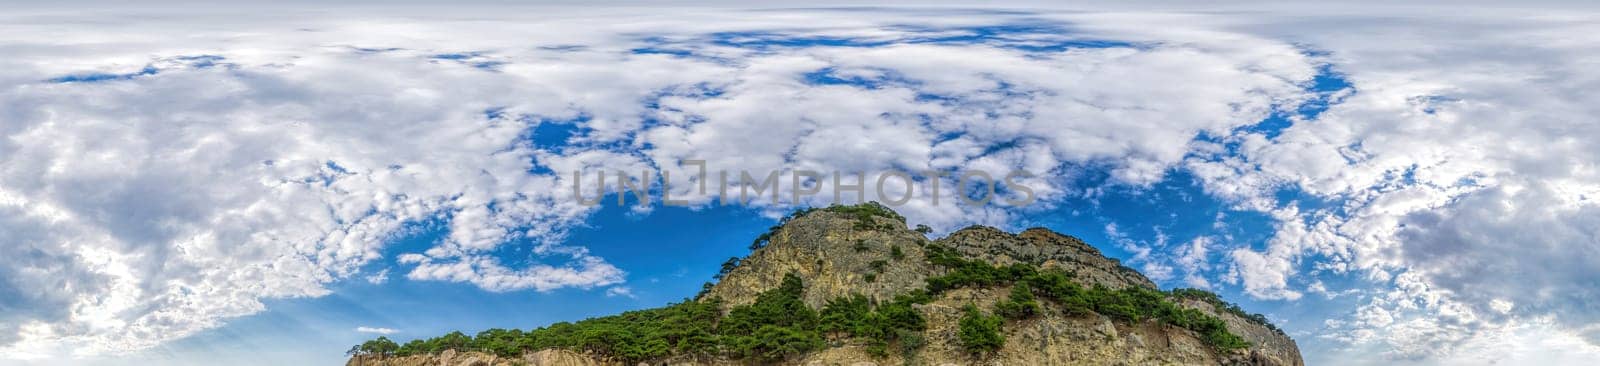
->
[348,204,1301,366]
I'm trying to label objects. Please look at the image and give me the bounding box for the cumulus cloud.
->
[0,9,1321,357]
[365,269,389,285]
[1181,11,1600,361]
[2,5,1597,365]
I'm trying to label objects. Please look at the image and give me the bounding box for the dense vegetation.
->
[818,291,931,357]
[349,275,821,363]
[348,273,925,363]
[922,244,1252,351]
[992,283,1039,320]
[356,203,1273,362]
[718,273,824,361]
[346,299,723,361]
[1171,288,1283,334]
[957,304,1005,355]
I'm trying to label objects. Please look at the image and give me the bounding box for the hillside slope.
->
[348,203,1301,366]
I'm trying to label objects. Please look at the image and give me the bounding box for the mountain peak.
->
[350,203,1301,366]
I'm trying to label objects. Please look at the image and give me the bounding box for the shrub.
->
[993,283,1039,320]
[895,329,925,356]
[821,202,906,228]
[924,244,1254,352]
[957,305,1005,355]
[1172,288,1282,334]
[818,292,928,358]
[820,294,873,336]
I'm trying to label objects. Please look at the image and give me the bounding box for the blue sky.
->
[133,177,1310,365]
[3,4,1600,366]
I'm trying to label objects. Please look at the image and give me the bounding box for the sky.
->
[1,2,1599,365]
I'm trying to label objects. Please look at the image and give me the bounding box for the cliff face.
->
[350,207,1302,366]
[702,210,1301,366]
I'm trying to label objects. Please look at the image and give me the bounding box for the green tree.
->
[359,336,399,356]
[819,294,872,336]
[715,257,741,280]
[396,340,426,356]
[993,283,1039,320]
[720,273,823,361]
[957,305,1004,355]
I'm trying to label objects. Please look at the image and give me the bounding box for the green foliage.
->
[853,239,870,252]
[895,329,925,357]
[957,305,1005,355]
[864,273,877,283]
[878,293,930,332]
[751,230,775,251]
[395,339,426,356]
[358,336,399,356]
[818,293,930,359]
[819,295,873,335]
[695,281,715,299]
[1171,288,1282,334]
[719,273,824,361]
[371,208,1270,363]
[914,224,933,234]
[993,283,1040,320]
[472,328,524,357]
[363,294,728,363]
[716,257,741,280]
[923,244,1253,353]
[923,245,1036,293]
[428,331,470,353]
[819,202,905,230]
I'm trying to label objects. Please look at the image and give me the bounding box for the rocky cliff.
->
[349,204,1301,366]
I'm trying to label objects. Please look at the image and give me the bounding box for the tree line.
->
[353,202,1270,361]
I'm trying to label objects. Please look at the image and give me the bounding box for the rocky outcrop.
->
[702,210,1301,366]
[701,213,934,309]
[942,226,1158,290]
[352,206,1302,366]
[346,349,610,366]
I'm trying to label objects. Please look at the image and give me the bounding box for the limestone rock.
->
[349,207,1302,366]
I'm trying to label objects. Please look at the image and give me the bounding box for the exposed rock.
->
[348,349,616,366]
[702,209,1301,366]
[351,207,1302,366]
[702,213,933,309]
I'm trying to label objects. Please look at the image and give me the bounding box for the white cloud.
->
[1,5,1596,366]
[605,286,635,298]
[365,269,389,285]
[1181,11,1600,363]
[354,327,398,335]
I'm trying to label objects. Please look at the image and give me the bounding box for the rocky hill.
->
[347,203,1302,366]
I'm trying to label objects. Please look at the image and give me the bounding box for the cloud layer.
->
[1,6,1597,365]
